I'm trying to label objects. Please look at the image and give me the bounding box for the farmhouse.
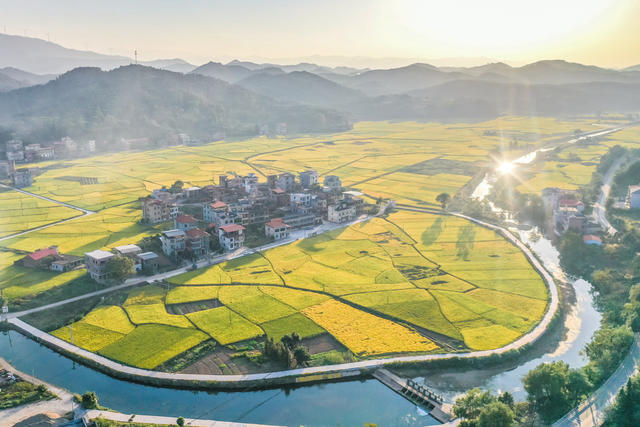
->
[629,185,640,209]
[142,198,177,224]
[174,214,198,231]
[85,249,115,283]
[218,224,245,251]
[160,229,186,256]
[274,172,296,192]
[137,251,160,271]
[328,200,356,223]
[12,168,32,187]
[18,247,84,272]
[265,218,291,240]
[185,228,211,256]
[299,169,319,188]
[50,255,83,272]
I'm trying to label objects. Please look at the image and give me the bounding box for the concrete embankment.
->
[5,206,560,391]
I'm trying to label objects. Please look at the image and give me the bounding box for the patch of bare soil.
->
[303,333,344,354]
[166,298,222,315]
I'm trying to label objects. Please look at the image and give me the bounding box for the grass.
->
[186,306,264,345]
[98,324,209,369]
[10,118,585,365]
[261,313,325,341]
[0,380,56,410]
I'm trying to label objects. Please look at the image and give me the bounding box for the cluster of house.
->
[143,170,365,257]
[542,187,603,245]
[16,244,161,284]
[84,245,159,283]
[0,138,97,187]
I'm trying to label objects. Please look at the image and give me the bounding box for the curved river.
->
[0,135,609,426]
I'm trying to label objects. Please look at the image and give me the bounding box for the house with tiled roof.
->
[174,214,197,231]
[185,228,211,256]
[265,218,290,240]
[218,224,245,252]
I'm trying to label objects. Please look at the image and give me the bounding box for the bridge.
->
[373,368,453,423]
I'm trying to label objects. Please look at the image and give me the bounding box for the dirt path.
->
[0,358,76,426]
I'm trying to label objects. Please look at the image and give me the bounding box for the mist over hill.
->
[0,65,351,142]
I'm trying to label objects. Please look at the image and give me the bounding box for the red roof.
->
[219,224,245,233]
[583,235,602,242]
[176,214,197,223]
[272,188,285,194]
[186,228,210,238]
[559,198,580,207]
[210,201,227,209]
[28,247,59,261]
[266,218,289,228]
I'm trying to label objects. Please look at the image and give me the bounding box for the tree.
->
[436,193,451,210]
[497,391,514,409]
[281,332,301,350]
[523,361,591,423]
[605,373,640,426]
[176,417,185,427]
[453,388,496,421]
[36,384,47,394]
[104,256,134,282]
[81,391,99,409]
[170,180,184,194]
[293,346,311,367]
[583,325,634,384]
[477,401,514,427]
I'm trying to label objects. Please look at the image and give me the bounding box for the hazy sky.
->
[2,0,640,68]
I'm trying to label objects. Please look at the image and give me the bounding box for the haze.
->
[3,0,640,68]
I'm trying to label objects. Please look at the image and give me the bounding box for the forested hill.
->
[0,65,351,142]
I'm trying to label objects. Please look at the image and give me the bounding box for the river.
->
[0,131,613,426]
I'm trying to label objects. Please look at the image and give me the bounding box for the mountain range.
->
[2,32,640,144]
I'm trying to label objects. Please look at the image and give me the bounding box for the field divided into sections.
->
[51,210,549,369]
[0,188,81,238]
[1,118,595,303]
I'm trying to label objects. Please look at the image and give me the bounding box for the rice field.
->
[10,117,605,369]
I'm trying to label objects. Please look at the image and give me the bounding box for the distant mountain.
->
[237,70,365,107]
[0,67,56,85]
[0,72,24,92]
[226,60,364,75]
[330,63,466,96]
[0,65,351,142]
[190,61,256,83]
[514,60,640,84]
[0,33,132,74]
[140,59,196,74]
[624,64,640,72]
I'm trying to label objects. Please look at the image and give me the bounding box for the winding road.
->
[4,205,560,390]
[592,156,625,236]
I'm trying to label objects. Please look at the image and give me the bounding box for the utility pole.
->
[134,50,138,65]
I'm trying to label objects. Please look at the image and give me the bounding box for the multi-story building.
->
[328,200,356,223]
[265,218,291,240]
[142,198,174,224]
[186,228,210,256]
[299,170,318,189]
[137,252,160,271]
[85,249,115,283]
[113,244,143,271]
[243,173,259,195]
[290,193,312,209]
[174,214,198,231]
[160,229,186,256]
[282,212,321,228]
[12,168,32,187]
[204,201,228,223]
[323,175,342,192]
[275,172,296,192]
[218,224,245,252]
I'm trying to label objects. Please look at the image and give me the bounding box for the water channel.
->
[0,131,612,426]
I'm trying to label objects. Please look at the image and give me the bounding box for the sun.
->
[497,161,516,174]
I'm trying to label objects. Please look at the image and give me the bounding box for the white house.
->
[328,200,356,223]
[160,229,186,256]
[265,218,291,240]
[218,224,245,252]
[85,249,115,283]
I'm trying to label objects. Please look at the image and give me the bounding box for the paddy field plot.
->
[51,210,550,369]
[0,189,81,238]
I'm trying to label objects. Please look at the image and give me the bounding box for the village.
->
[12,169,376,285]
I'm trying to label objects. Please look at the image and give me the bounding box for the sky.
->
[2,0,640,68]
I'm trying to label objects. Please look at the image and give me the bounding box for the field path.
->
[3,204,560,389]
[0,183,95,242]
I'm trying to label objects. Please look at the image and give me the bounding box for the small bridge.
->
[373,368,453,423]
